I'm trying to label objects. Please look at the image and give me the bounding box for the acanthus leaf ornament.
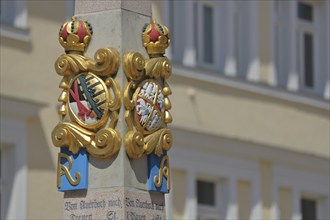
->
[123,20,173,193]
[52,16,121,161]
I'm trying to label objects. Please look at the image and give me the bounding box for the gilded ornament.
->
[52,16,121,159]
[123,20,173,160]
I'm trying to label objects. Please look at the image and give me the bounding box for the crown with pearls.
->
[142,20,170,56]
[58,16,93,53]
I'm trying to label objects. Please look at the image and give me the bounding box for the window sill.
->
[172,63,330,111]
[0,24,30,42]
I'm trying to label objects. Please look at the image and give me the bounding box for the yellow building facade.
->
[153,1,329,219]
[1,1,73,218]
[1,0,329,219]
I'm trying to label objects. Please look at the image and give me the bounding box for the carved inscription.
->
[63,189,166,220]
[124,197,165,220]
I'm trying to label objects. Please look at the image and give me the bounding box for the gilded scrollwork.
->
[86,127,121,158]
[123,20,173,160]
[55,54,89,77]
[123,52,145,81]
[52,122,93,154]
[144,128,173,156]
[88,48,120,76]
[124,131,145,159]
[52,122,121,159]
[145,57,172,79]
[52,16,121,159]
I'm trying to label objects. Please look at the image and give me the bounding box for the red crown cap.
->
[142,20,170,56]
[58,16,93,53]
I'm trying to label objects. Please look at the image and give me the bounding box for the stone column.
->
[182,0,197,67]
[225,176,238,219]
[224,0,237,77]
[287,0,299,91]
[324,0,330,100]
[250,177,262,219]
[292,189,301,220]
[61,1,167,219]
[184,170,197,219]
[246,0,260,82]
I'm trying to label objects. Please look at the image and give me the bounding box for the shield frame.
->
[67,72,110,130]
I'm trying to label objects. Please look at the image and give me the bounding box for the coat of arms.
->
[123,20,173,193]
[52,17,121,191]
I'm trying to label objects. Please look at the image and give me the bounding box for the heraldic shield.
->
[51,17,121,191]
[123,20,173,193]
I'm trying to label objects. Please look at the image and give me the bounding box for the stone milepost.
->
[52,0,173,219]
[63,188,165,220]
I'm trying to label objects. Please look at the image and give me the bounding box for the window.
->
[197,180,215,206]
[203,5,214,64]
[195,2,216,68]
[298,2,313,21]
[303,33,314,87]
[196,179,221,220]
[0,97,30,219]
[297,1,315,91]
[0,0,29,41]
[275,0,330,98]
[273,164,329,220]
[301,198,317,220]
[0,0,27,28]
[0,144,16,219]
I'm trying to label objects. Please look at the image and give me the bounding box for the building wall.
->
[1,0,71,218]
[279,187,293,219]
[153,0,330,219]
[169,73,329,158]
[0,0,329,219]
[171,170,186,219]
[237,180,252,219]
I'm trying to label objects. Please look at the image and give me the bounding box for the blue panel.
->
[58,147,88,192]
[147,151,170,193]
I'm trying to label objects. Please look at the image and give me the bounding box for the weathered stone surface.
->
[75,0,151,16]
[63,187,165,220]
[63,3,166,220]
[75,10,149,190]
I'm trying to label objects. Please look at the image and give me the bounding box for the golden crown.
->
[142,20,170,56]
[58,16,93,53]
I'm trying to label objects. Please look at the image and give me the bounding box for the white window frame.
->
[0,0,30,42]
[274,0,328,97]
[168,129,262,220]
[298,28,315,92]
[272,164,330,219]
[196,176,223,219]
[297,1,318,93]
[195,1,219,70]
[0,96,42,219]
[0,116,27,219]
